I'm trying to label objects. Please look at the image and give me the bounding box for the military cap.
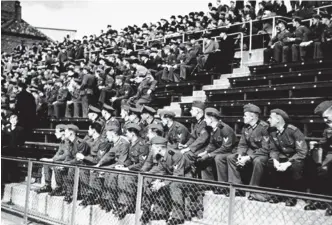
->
[192,101,205,110]
[66,124,79,133]
[148,123,164,132]
[102,103,115,112]
[170,15,176,19]
[107,125,120,133]
[277,19,287,26]
[115,75,125,80]
[141,105,157,115]
[243,103,261,114]
[205,107,221,118]
[160,110,176,118]
[151,136,168,145]
[271,108,289,121]
[89,105,101,114]
[126,123,142,132]
[55,124,66,131]
[314,101,332,115]
[138,51,149,58]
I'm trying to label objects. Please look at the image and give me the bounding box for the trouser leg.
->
[227,153,243,184]
[215,153,231,182]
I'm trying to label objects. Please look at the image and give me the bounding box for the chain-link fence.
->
[2,157,332,225]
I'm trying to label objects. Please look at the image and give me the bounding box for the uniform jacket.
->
[127,137,150,171]
[46,87,59,104]
[269,29,292,46]
[185,118,210,153]
[320,127,332,157]
[52,140,70,162]
[116,83,134,100]
[287,25,312,44]
[64,137,90,164]
[205,121,237,158]
[80,73,96,95]
[98,136,130,166]
[165,121,191,149]
[134,76,157,100]
[237,120,270,159]
[83,135,108,165]
[56,87,69,103]
[183,48,197,65]
[202,40,219,54]
[164,53,177,65]
[269,124,308,162]
[310,23,325,42]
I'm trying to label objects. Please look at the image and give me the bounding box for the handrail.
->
[314,4,332,14]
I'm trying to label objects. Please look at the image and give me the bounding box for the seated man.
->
[159,110,190,149]
[227,104,270,200]
[110,75,134,116]
[36,124,69,196]
[51,79,69,118]
[179,42,197,80]
[267,109,308,206]
[139,105,162,140]
[305,101,332,216]
[157,46,178,83]
[263,19,292,64]
[98,67,115,104]
[197,107,236,182]
[197,32,219,72]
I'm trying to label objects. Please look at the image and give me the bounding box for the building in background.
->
[36,27,77,42]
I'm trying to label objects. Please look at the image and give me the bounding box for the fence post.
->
[134,174,144,225]
[228,185,235,225]
[249,20,253,57]
[240,32,244,68]
[70,167,80,225]
[23,160,33,225]
[272,17,276,37]
[182,33,185,43]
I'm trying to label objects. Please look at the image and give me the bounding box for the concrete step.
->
[180,96,206,103]
[202,84,229,91]
[192,90,206,98]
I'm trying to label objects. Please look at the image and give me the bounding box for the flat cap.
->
[314,101,332,115]
[160,110,176,118]
[66,124,79,133]
[243,103,261,114]
[106,125,120,133]
[55,124,66,131]
[141,105,157,115]
[126,123,142,132]
[192,101,205,110]
[102,103,115,112]
[148,123,164,132]
[271,108,289,121]
[151,136,168,145]
[205,107,221,118]
[89,105,101,114]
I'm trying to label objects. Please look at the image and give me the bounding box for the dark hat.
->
[89,105,101,114]
[141,105,157,115]
[151,136,168,145]
[192,101,205,110]
[277,19,287,26]
[270,108,289,121]
[102,103,115,112]
[314,101,332,115]
[126,123,142,132]
[170,15,176,19]
[205,107,221,118]
[55,124,66,131]
[313,14,322,20]
[243,103,261,114]
[107,125,120,133]
[148,123,164,132]
[66,124,79,133]
[115,75,125,80]
[160,110,176,118]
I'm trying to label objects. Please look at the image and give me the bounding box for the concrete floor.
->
[1,210,44,225]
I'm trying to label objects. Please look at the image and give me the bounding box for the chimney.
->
[15,1,22,21]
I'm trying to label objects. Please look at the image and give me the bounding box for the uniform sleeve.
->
[164,154,185,186]
[183,50,196,65]
[80,75,88,90]
[177,125,190,146]
[250,126,271,159]
[187,127,209,153]
[98,148,116,166]
[269,133,280,160]
[140,150,154,172]
[52,143,70,162]
[128,144,150,171]
[288,129,308,162]
[83,143,100,164]
[210,128,236,157]
[237,129,249,155]
[115,142,130,165]
[204,133,217,153]
[117,85,132,100]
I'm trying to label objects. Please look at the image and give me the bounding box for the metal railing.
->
[2,156,332,225]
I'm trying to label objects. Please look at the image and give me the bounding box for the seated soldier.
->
[197,107,236,182]
[94,125,130,212]
[139,105,162,140]
[100,103,120,142]
[65,78,82,118]
[305,101,332,216]
[140,137,194,225]
[197,32,219,72]
[62,124,90,203]
[179,42,198,80]
[156,46,178,83]
[114,123,149,219]
[263,19,292,64]
[159,110,191,149]
[267,109,308,206]
[98,67,115,104]
[52,79,69,118]
[36,124,69,196]
[227,104,270,200]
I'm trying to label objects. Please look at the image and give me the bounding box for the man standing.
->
[36,124,69,196]
[160,110,190,149]
[267,109,308,206]
[305,101,332,216]
[227,104,270,200]
[80,66,96,117]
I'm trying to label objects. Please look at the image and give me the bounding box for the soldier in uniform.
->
[110,75,134,116]
[98,69,115,104]
[227,104,270,200]
[80,66,97,118]
[304,101,332,216]
[36,124,69,196]
[196,107,236,182]
[263,19,292,64]
[160,110,191,149]
[65,78,82,118]
[115,123,150,219]
[62,124,90,203]
[46,80,59,118]
[94,125,130,212]
[267,109,308,206]
[140,105,162,140]
[179,42,197,80]
[140,136,194,225]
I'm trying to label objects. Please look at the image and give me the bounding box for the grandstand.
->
[2,1,332,225]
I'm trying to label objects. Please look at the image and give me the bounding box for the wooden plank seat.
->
[229,68,332,88]
[155,81,202,96]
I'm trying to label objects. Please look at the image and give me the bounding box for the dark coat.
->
[16,90,36,129]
